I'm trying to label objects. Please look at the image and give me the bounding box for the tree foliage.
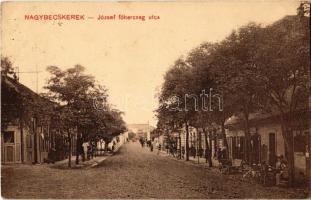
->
[156,13,309,185]
[44,64,126,166]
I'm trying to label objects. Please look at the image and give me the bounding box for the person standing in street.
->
[156,142,161,155]
[139,138,144,148]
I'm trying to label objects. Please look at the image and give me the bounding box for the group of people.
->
[139,138,162,154]
[241,155,288,186]
[275,155,288,185]
[76,137,97,164]
[139,138,146,147]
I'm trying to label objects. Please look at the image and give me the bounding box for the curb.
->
[89,143,125,168]
[88,156,109,168]
[156,150,220,169]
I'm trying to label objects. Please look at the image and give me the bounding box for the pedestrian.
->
[276,155,288,186]
[221,146,227,159]
[204,148,209,162]
[157,143,161,155]
[150,143,153,152]
[216,147,222,161]
[91,140,96,158]
[181,146,185,159]
[87,144,91,160]
[147,140,151,148]
[112,141,116,152]
[82,141,89,162]
[260,161,269,186]
[76,134,84,164]
[139,138,144,148]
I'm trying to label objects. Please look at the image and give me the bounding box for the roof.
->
[1,76,54,105]
[225,112,274,126]
[225,108,310,129]
[1,75,57,122]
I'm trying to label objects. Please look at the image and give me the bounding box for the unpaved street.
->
[1,142,308,199]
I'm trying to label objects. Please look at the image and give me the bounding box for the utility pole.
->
[16,65,42,93]
[15,66,42,164]
[147,120,150,141]
[36,65,39,93]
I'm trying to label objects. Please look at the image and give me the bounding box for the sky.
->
[1,1,299,126]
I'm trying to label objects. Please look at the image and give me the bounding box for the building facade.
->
[225,111,310,178]
[1,76,69,164]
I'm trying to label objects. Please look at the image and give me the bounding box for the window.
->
[3,131,14,143]
[294,130,306,153]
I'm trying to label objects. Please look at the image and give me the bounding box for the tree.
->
[101,108,127,148]
[45,64,127,166]
[185,43,218,166]
[210,23,264,163]
[1,57,17,79]
[45,65,97,167]
[157,58,196,161]
[255,15,310,186]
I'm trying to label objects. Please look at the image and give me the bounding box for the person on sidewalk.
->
[181,146,185,159]
[75,134,84,164]
[82,141,89,161]
[276,155,288,186]
[112,141,116,152]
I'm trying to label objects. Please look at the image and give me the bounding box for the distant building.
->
[127,124,155,140]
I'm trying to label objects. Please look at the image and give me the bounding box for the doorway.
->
[3,131,15,163]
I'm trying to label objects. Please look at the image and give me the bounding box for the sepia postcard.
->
[0,0,310,199]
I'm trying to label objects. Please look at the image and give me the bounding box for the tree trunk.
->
[221,121,229,159]
[204,130,208,163]
[308,127,311,190]
[105,141,108,151]
[197,129,200,164]
[75,133,81,165]
[185,122,190,161]
[279,112,295,187]
[244,117,251,164]
[209,132,213,166]
[214,129,218,158]
[287,136,295,187]
[68,130,72,168]
[203,128,213,167]
[283,127,295,187]
[179,132,182,159]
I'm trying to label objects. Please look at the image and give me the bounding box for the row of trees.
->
[156,7,309,186]
[45,65,127,167]
[1,58,127,167]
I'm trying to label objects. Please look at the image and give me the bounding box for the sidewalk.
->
[155,148,220,168]
[52,155,109,169]
[189,155,220,167]
[52,141,127,169]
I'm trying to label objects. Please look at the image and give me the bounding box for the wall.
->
[257,123,284,159]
